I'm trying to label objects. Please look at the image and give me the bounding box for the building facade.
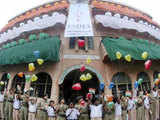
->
[0,0,160,103]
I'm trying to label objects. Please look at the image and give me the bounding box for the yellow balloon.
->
[0,81,4,86]
[116,51,122,59]
[86,73,92,80]
[141,52,148,60]
[86,57,92,64]
[125,54,131,62]
[31,74,38,82]
[158,73,160,79]
[28,63,35,72]
[37,59,44,65]
[80,74,87,81]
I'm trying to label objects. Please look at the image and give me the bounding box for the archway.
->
[112,72,132,97]
[137,72,151,91]
[31,72,52,98]
[59,66,102,104]
[12,73,26,94]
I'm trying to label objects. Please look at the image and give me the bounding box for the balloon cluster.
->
[28,51,45,72]
[115,51,131,62]
[72,56,92,91]
[134,78,143,89]
[154,73,160,86]
[0,73,11,86]
[116,51,152,70]
[80,73,92,82]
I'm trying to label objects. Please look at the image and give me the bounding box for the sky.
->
[0,0,160,29]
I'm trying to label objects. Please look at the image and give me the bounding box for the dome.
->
[0,0,160,44]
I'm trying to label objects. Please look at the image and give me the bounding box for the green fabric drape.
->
[102,37,160,61]
[0,36,60,65]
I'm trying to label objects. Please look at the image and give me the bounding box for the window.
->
[69,37,76,49]
[0,73,9,91]
[31,72,52,98]
[112,72,132,97]
[137,72,151,91]
[12,74,26,94]
[69,37,94,50]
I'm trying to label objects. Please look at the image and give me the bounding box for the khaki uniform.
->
[136,97,145,120]
[121,100,128,120]
[0,102,4,119]
[37,99,48,120]
[104,102,115,120]
[79,105,89,120]
[150,96,157,120]
[4,93,14,120]
[57,104,68,120]
[48,117,56,120]
[28,112,36,120]
[20,96,28,120]
[75,104,89,120]
[91,118,102,120]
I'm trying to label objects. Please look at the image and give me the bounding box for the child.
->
[66,102,80,120]
[115,98,122,120]
[127,96,135,120]
[88,98,103,120]
[13,94,21,120]
[28,98,37,120]
[47,100,56,120]
[0,90,4,119]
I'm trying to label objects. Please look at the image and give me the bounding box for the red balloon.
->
[72,83,81,91]
[78,39,85,48]
[86,93,92,100]
[80,100,85,106]
[145,60,152,70]
[80,65,86,72]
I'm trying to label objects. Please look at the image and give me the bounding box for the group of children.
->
[0,87,159,120]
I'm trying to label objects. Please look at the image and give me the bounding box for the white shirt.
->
[90,104,103,118]
[127,99,134,110]
[29,101,37,113]
[144,97,150,109]
[13,98,21,109]
[0,93,4,102]
[47,106,55,117]
[115,103,122,116]
[66,108,80,120]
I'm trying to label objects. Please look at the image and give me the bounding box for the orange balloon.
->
[17,72,24,78]
[107,96,113,102]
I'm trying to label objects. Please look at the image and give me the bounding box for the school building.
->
[0,0,160,102]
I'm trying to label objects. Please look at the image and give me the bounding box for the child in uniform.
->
[47,100,56,120]
[28,98,37,120]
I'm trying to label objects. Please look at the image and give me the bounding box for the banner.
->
[64,3,94,37]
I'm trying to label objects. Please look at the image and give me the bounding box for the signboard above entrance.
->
[64,3,94,37]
